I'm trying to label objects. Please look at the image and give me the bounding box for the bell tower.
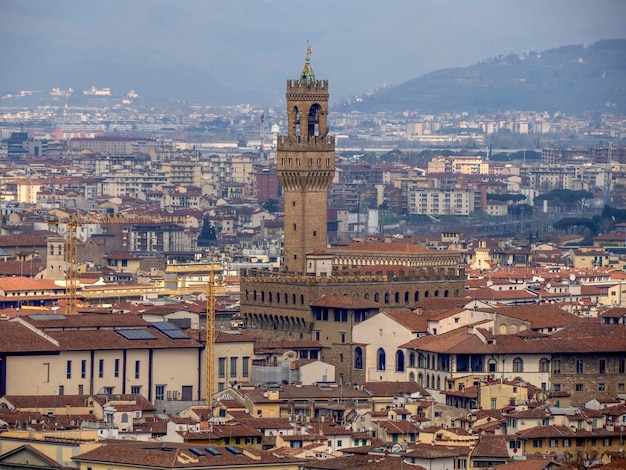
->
[277,47,335,274]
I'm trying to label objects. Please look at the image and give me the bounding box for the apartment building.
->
[408,187,474,216]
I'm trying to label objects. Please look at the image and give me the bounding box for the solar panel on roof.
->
[116,329,157,340]
[152,321,189,339]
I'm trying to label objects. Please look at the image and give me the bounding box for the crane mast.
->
[64,219,80,315]
[205,266,216,408]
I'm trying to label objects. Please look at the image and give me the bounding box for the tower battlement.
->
[276,135,335,154]
[286,79,328,91]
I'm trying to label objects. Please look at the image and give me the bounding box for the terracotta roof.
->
[378,419,420,434]
[0,320,58,353]
[0,235,47,247]
[363,382,428,398]
[401,319,626,355]
[46,327,202,351]
[495,304,581,329]
[22,313,148,330]
[383,309,431,332]
[73,441,302,467]
[404,442,468,458]
[301,453,407,469]
[471,434,509,458]
[0,277,62,292]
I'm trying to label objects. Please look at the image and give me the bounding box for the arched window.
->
[404,291,409,303]
[395,292,400,303]
[409,352,416,368]
[513,357,524,373]
[374,293,379,302]
[434,290,439,297]
[253,290,257,301]
[377,348,386,371]
[414,291,419,302]
[539,358,550,373]
[409,371,415,382]
[121,413,129,423]
[424,291,430,298]
[444,290,449,297]
[300,295,304,305]
[418,373,424,386]
[293,293,296,304]
[354,347,363,370]
[293,106,300,137]
[261,291,265,302]
[269,292,273,302]
[284,293,288,304]
[384,292,389,304]
[436,376,441,389]
[488,359,497,373]
[307,104,321,136]
[396,350,405,372]
[426,375,430,388]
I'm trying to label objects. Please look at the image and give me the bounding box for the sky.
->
[1,0,625,105]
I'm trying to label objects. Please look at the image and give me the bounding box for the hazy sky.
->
[1,0,624,104]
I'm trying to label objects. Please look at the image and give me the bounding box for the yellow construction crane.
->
[206,266,216,408]
[48,212,189,314]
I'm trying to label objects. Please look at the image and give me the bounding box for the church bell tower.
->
[277,47,335,274]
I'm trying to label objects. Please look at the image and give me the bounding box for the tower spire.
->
[300,39,316,86]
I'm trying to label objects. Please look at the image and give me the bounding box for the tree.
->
[197,218,217,247]
[262,199,280,214]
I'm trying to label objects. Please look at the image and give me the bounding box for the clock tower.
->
[277,48,335,273]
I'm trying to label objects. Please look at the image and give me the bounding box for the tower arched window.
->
[384,292,389,304]
[405,292,409,303]
[354,347,363,370]
[307,104,321,136]
[377,348,386,371]
[293,106,300,137]
[395,292,400,303]
[396,350,405,372]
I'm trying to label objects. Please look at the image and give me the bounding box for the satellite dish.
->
[569,274,576,282]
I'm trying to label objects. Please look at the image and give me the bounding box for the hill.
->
[338,39,626,114]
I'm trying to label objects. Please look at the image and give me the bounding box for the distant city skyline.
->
[1,0,624,105]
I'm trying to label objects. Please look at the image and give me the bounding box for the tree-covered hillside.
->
[339,39,626,114]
